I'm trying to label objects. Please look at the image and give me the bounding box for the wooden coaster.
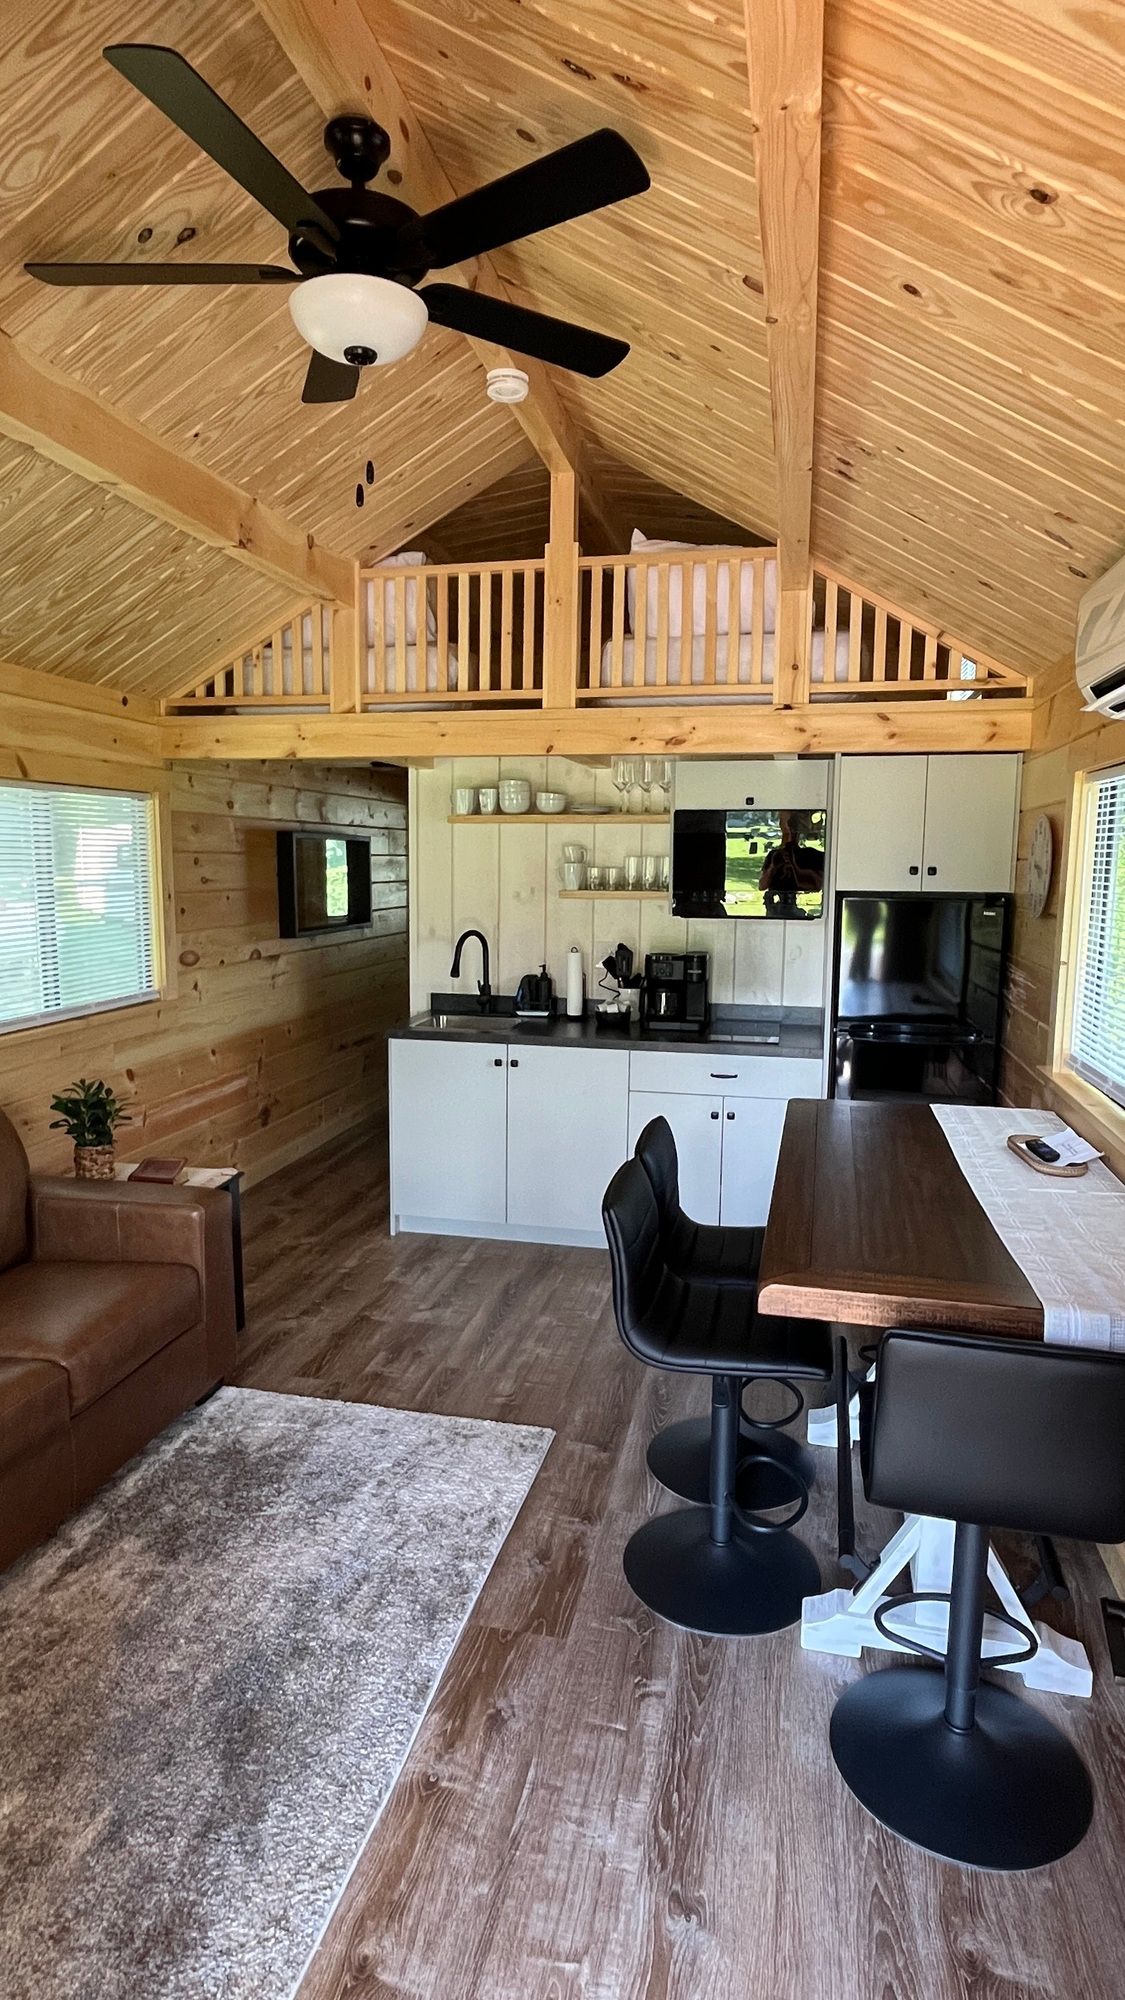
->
[1007,1134,1088,1178]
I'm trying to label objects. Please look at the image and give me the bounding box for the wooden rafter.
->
[250,0,628,554]
[0,330,354,606]
[745,0,824,706]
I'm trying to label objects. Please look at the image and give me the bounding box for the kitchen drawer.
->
[628,1049,823,1100]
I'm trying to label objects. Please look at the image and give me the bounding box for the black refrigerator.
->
[831,893,1011,1104]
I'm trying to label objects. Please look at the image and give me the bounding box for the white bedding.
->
[364,643,468,699]
[596,626,855,701]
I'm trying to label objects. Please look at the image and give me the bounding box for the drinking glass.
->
[659,854,671,890]
[611,758,630,813]
[639,759,657,812]
[655,759,673,812]
[587,864,603,891]
[604,865,621,891]
[642,855,658,890]
[624,854,642,889]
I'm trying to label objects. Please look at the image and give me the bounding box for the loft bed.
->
[161,536,1031,717]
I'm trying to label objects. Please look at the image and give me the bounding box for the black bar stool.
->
[602,1158,832,1636]
[633,1115,816,1508]
[830,1327,1125,1870]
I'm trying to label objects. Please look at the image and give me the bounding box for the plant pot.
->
[74,1143,116,1181]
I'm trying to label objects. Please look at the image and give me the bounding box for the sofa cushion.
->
[0,1260,200,1414]
[0,1113,30,1274]
[0,1356,70,1474]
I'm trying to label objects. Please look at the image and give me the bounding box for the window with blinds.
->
[0,782,158,1033]
[1069,765,1125,1110]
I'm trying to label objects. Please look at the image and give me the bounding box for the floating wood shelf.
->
[559,889,668,900]
[447,812,670,825]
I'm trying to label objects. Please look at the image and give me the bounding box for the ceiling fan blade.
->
[25,261,296,286]
[301,351,360,404]
[104,44,338,247]
[402,129,649,270]
[421,285,628,377]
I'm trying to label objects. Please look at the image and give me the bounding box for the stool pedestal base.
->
[830,1664,1093,1870]
[623,1506,820,1637]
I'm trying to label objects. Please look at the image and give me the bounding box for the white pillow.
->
[368,549,437,644]
[625,529,777,638]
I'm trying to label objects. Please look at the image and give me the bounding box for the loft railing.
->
[162,549,1031,715]
[577,547,777,700]
[358,558,544,706]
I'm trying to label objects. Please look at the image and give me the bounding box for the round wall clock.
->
[1028,812,1053,918]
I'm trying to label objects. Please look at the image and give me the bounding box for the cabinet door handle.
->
[710,1071,737,1079]
[710,1109,720,1120]
[726,1110,736,1120]
[509,1058,519,1067]
[908,865,920,876]
[926,865,937,877]
[492,1058,503,1067]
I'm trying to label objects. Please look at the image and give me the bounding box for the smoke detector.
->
[486,366,530,404]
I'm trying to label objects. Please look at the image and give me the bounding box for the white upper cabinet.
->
[834,754,1019,895]
[919,754,1021,893]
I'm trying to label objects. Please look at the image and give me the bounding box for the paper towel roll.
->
[565,946,585,1019]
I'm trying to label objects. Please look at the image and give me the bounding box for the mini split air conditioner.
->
[1076,550,1125,716]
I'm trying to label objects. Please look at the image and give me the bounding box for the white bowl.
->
[535,791,568,814]
[498,778,532,814]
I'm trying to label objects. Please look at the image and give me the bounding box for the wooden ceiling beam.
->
[250,0,627,553]
[745,0,824,704]
[0,330,354,605]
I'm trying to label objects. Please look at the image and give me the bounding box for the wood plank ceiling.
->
[0,0,1123,689]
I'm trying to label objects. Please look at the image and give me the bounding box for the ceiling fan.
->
[25,44,649,404]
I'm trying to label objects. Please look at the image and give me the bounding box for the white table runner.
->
[932,1105,1125,1350]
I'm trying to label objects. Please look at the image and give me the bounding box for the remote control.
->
[1026,1137,1060,1163]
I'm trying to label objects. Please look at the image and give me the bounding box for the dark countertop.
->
[390,1006,825,1062]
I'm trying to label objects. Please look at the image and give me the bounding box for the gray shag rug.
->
[0,1387,551,2000]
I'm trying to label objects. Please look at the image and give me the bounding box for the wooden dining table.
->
[757,1099,1093,1697]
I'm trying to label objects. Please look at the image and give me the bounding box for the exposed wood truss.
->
[745,0,825,707]
[0,329,353,605]
[250,0,626,554]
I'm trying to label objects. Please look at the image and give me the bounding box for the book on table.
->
[128,1158,188,1185]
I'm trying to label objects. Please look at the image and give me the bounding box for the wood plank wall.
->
[1001,663,1125,1180]
[0,749,407,1185]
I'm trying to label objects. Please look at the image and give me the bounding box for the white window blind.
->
[1069,764,1125,1110]
[0,782,158,1033]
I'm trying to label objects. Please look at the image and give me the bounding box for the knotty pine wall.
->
[1002,660,1125,1179]
[0,746,407,1185]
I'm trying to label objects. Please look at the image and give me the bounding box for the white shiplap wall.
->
[409,757,828,1013]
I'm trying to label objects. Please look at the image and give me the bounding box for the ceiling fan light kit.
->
[288,271,429,367]
[26,43,649,404]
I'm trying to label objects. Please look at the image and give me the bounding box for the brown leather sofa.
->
[0,1110,237,1570]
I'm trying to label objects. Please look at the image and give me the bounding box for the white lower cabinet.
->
[628,1091,724,1224]
[717,1098,789,1228]
[389,1038,508,1226]
[507,1046,630,1234]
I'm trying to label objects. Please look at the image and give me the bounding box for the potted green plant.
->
[48,1078,131,1180]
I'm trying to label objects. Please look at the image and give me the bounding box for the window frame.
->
[1058,759,1125,1114]
[0,777,168,1038]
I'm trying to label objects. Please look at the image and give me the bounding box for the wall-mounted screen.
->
[276,831,373,937]
[672,807,827,919]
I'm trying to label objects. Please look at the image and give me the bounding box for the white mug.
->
[562,842,587,863]
[560,861,586,889]
[453,787,476,815]
[478,786,499,814]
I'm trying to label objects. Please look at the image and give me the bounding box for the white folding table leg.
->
[801,1511,1094,1696]
[806,1361,873,1449]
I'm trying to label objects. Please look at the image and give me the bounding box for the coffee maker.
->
[641,951,710,1035]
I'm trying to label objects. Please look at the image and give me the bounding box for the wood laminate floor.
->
[235,1122,1125,2000]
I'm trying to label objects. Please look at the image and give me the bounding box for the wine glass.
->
[611,757,630,814]
[638,759,656,813]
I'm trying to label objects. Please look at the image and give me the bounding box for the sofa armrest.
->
[29,1177,237,1383]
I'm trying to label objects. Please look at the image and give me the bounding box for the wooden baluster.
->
[499,568,514,692]
[311,607,325,698]
[897,617,913,683]
[656,560,671,689]
[872,606,887,683]
[823,577,838,692]
[434,572,449,699]
[457,571,470,695]
[704,559,719,685]
[394,575,408,694]
[923,631,939,681]
[633,553,649,689]
[476,568,491,693]
[522,569,536,692]
[585,561,604,695]
[272,627,287,699]
[752,559,766,686]
[610,564,626,687]
[847,591,863,682]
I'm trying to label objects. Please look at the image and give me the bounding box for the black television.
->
[276,830,373,937]
[672,806,827,919]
